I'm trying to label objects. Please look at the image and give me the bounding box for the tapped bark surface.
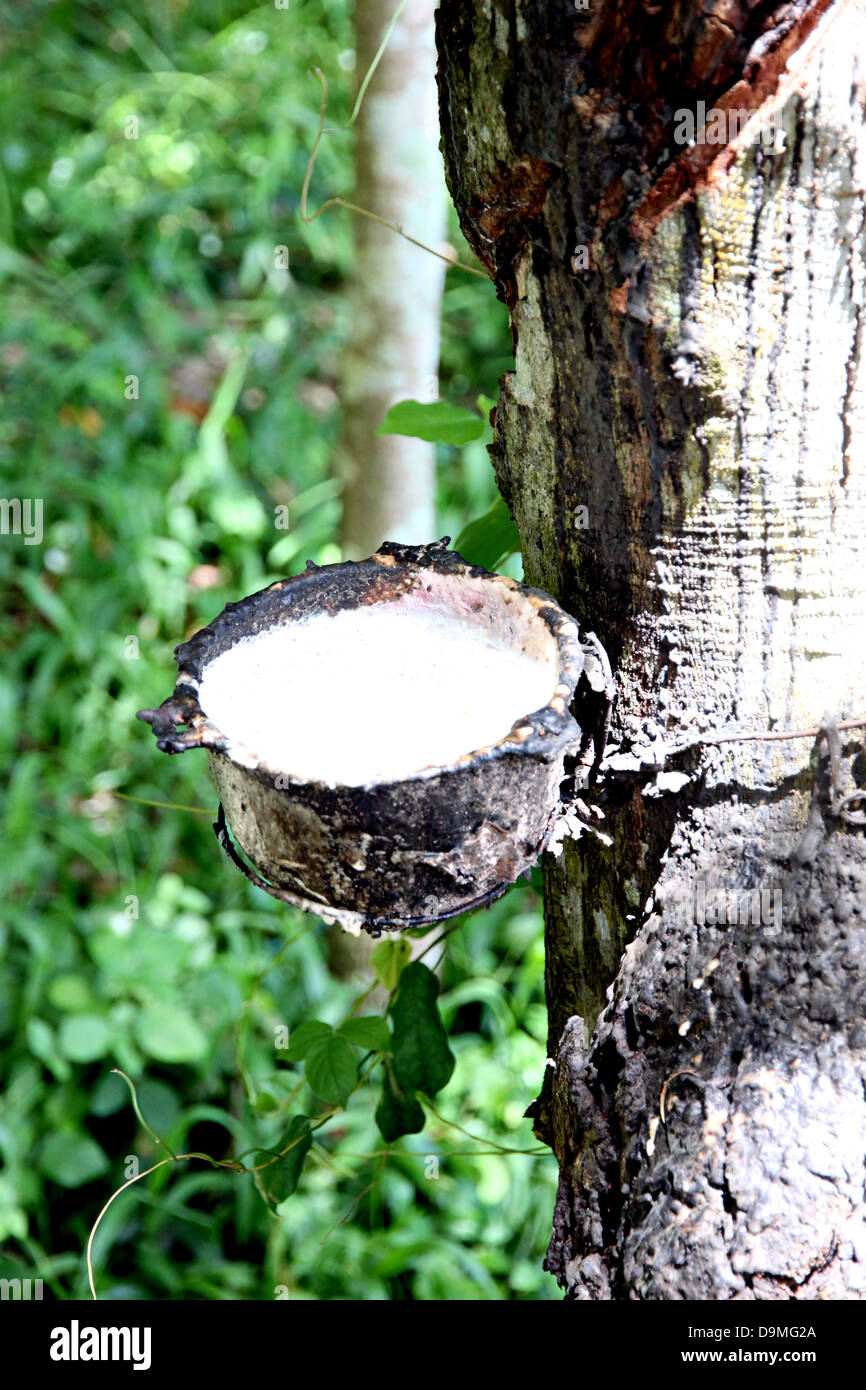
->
[437,0,866,1299]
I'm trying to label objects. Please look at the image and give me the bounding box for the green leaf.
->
[370,938,411,993]
[134,1003,207,1064]
[375,1060,425,1143]
[135,1078,182,1136]
[210,491,266,540]
[48,975,94,1012]
[89,1070,128,1117]
[253,1075,295,1114]
[26,1017,56,1061]
[304,1035,357,1107]
[40,1131,108,1188]
[58,1014,111,1063]
[26,1018,71,1081]
[390,963,455,1099]
[254,1087,280,1114]
[285,1019,333,1062]
[15,568,72,635]
[259,1116,312,1203]
[453,496,521,571]
[337,1016,391,1053]
[376,399,485,446]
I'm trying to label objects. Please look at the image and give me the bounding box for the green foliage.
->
[0,0,560,1304]
[40,1132,109,1189]
[337,1016,390,1052]
[284,1020,334,1061]
[374,962,455,1143]
[258,1117,313,1205]
[134,1003,209,1064]
[304,1034,357,1107]
[375,1062,426,1144]
[389,964,455,1100]
[57,1015,113,1063]
[454,496,522,571]
[379,393,523,572]
[370,938,411,992]
[377,398,485,446]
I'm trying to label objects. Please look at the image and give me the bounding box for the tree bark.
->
[338,0,447,560]
[437,0,866,1299]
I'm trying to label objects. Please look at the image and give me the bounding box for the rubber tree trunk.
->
[436,0,866,1299]
[338,0,447,561]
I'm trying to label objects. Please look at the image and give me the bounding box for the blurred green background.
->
[0,0,558,1300]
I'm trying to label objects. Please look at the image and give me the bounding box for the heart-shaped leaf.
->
[284,1019,333,1061]
[305,1034,357,1107]
[337,1016,391,1053]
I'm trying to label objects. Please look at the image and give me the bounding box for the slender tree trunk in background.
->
[330,0,447,980]
[338,0,447,561]
[437,0,866,1298]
